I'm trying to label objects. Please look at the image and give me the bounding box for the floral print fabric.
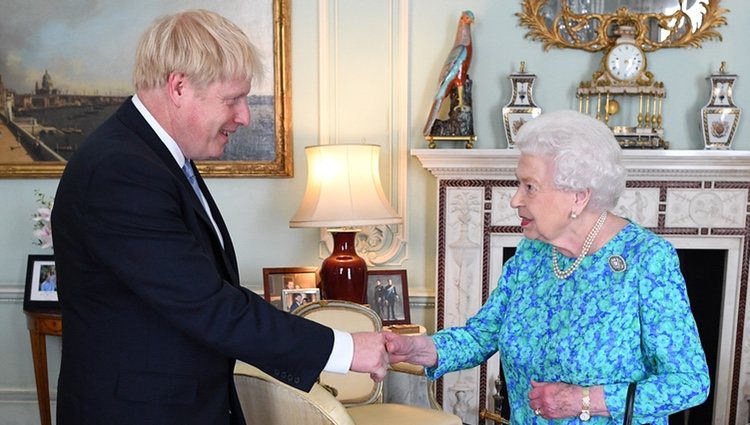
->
[427,222,709,424]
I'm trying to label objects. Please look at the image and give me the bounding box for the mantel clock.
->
[605,26,645,82]
[577,25,667,149]
[517,1,730,149]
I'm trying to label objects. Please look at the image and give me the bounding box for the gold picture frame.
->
[262,267,319,310]
[0,0,291,178]
[282,288,321,313]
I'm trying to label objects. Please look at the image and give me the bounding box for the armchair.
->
[233,300,461,425]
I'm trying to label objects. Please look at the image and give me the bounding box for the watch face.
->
[606,43,644,81]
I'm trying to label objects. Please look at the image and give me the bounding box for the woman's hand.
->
[383,332,438,367]
[528,381,579,419]
[528,381,609,420]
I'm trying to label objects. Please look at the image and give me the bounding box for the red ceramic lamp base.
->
[319,230,367,303]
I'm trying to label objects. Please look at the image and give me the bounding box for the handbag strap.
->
[623,382,651,425]
[623,382,637,425]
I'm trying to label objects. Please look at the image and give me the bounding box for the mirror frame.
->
[517,0,729,52]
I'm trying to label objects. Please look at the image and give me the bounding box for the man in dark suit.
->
[51,10,388,425]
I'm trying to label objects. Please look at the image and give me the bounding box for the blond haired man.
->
[53,10,388,425]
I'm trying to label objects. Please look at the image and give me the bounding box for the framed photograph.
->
[262,267,319,310]
[0,0,291,178]
[282,288,321,313]
[23,254,59,311]
[366,270,410,325]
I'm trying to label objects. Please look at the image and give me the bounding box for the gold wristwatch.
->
[580,387,591,421]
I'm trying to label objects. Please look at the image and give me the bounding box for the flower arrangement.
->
[32,190,54,250]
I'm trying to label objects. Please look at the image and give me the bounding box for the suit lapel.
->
[115,99,240,286]
[116,102,215,229]
[192,164,241,286]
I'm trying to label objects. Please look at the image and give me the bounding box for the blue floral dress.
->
[426,222,709,424]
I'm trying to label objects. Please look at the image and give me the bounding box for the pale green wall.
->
[0,1,746,422]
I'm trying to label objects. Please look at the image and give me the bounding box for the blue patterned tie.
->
[181,161,203,201]
[181,160,225,247]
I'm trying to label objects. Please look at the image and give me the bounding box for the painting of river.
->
[14,95,275,162]
[0,0,290,177]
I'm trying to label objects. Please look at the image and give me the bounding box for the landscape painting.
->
[0,0,291,177]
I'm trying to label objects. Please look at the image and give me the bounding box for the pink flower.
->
[32,191,53,250]
[33,224,53,249]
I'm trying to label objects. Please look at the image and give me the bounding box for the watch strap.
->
[579,387,591,421]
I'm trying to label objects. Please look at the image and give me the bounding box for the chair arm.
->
[389,362,425,376]
[234,362,355,425]
[480,408,510,424]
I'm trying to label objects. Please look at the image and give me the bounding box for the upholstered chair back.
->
[293,300,383,406]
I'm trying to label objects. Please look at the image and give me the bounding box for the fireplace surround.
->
[413,148,750,425]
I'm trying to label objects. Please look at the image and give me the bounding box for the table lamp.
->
[290,144,401,303]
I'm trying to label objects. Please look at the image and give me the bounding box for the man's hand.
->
[383,332,438,367]
[350,332,389,381]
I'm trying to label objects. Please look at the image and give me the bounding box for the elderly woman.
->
[386,110,709,424]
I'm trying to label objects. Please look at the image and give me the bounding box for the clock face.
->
[606,43,645,81]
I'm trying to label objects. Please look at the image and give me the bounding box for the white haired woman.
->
[386,110,709,424]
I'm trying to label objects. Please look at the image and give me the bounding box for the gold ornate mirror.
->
[517,0,728,52]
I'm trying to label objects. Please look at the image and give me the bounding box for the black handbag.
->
[623,382,650,425]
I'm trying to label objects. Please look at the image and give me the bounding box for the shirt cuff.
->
[323,329,354,374]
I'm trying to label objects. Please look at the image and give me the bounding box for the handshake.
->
[349,331,437,382]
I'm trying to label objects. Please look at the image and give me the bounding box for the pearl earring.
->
[570,212,578,219]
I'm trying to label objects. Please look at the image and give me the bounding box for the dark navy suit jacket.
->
[52,99,333,425]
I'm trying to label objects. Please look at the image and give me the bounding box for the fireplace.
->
[413,149,750,425]
[678,248,725,424]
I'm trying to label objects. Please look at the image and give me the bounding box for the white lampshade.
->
[290,144,401,228]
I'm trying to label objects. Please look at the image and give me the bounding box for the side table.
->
[24,310,62,425]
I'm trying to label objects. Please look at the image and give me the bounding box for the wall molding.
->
[0,284,23,303]
[316,0,409,266]
[407,294,434,309]
[0,387,51,404]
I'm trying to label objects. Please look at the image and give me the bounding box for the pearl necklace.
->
[551,210,608,279]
